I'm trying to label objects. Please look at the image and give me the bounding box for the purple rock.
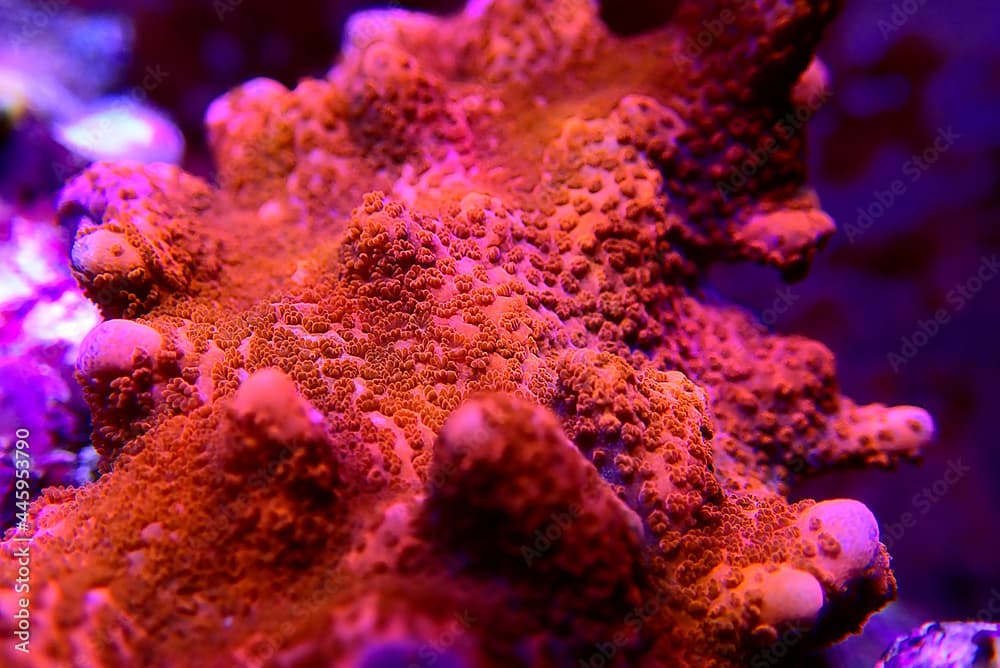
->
[877,621,1000,668]
[0,201,99,530]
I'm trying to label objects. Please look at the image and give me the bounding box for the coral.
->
[0,1,935,666]
[60,163,218,319]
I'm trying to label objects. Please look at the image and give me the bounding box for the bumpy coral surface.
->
[1,1,935,666]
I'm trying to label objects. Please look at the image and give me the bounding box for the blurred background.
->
[1,1,997,664]
[714,0,1000,661]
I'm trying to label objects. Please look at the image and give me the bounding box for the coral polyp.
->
[1,1,933,666]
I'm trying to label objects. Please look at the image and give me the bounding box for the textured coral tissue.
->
[1,1,935,666]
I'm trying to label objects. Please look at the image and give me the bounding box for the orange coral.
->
[2,1,933,666]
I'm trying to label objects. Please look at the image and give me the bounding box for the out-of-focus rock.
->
[877,621,1000,668]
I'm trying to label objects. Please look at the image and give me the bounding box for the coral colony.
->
[11,0,988,665]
